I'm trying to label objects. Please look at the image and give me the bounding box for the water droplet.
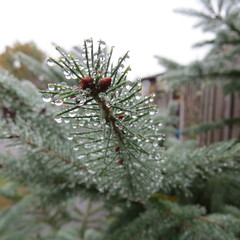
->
[72,73,78,79]
[73,147,79,151]
[48,84,55,91]
[76,98,86,106]
[42,94,52,103]
[54,116,62,123]
[64,119,70,123]
[99,40,106,48]
[63,69,70,76]
[86,38,93,47]
[149,110,155,115]
[60,82,69,88]
[69,111,76,117]
[67,135,73,140]
[88,169,96,174]
[55,99,63,106]
[125,82,133,90]
[65,74,72,80]
[47,58,55,66]
[135,94,141,100]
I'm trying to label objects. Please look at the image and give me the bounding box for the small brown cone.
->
[80,77,94,90]
[98,77,112,92]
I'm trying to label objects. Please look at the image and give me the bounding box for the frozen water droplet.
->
[54,116,62,123]
[42,94,52,103]
[55,99,63,106]
[48,84,55,91]
[69,111,76,117]
[47,58,55,66]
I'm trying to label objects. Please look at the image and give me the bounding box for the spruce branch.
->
[40,39,164,201]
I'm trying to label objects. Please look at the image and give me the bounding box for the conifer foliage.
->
[39,39,163,201]
[0,7,240,238]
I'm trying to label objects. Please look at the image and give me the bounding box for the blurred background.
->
[1,0,209,80]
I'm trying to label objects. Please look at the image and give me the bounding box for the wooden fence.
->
[141,76,240,146]
[180,83,240,146]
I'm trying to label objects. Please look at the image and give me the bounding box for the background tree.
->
[155,0,240,143]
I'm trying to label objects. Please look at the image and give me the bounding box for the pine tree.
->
[0,27,240,240]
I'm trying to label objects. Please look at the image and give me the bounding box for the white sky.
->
[1,0,210,80]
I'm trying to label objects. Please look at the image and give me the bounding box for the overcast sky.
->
[1,0,210,80]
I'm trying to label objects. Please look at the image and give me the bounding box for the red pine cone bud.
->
[116,159,124,164]
[115,145,120,152]
[80,77,94,90]
[98,77,112,92]
[117,114,125,119]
